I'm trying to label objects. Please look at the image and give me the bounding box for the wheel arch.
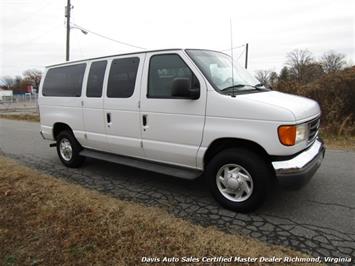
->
[53,122,73,140]
[203,138,272,167]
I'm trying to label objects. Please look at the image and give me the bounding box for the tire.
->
[56,130,85,168]
[206,148,271,213]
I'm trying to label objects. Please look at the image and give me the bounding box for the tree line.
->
[255,49,349,87]
[0,49,350,94]
[256,49,354,136]
[0,69,42,93]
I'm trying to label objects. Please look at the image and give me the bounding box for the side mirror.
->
[171,77,200,100]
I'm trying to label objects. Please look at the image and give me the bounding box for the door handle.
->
[142,114,148,130]
[106,112,112,127]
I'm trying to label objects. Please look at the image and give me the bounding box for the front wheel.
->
[206,148,272,212]
[56,130,85,168]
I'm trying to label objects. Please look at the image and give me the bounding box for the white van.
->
[39,49,325,212]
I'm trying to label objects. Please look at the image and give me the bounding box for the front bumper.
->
[272,138,325,189]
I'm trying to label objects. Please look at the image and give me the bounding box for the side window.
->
[42,63,86,97]
[107,57,140,98]
[148,54,198,98]
[86,61,107,97]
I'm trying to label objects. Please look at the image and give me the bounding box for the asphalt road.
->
[0,119,354,261]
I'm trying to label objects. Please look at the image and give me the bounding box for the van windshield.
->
[186,49,264,95]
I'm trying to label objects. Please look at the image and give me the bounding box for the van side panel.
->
[39,97,86,141]
[81,60,109,151]
[38,62,88,142]
[140,51,207,168]
[103,54,146,158]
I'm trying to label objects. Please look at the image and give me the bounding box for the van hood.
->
[241,91,320,121]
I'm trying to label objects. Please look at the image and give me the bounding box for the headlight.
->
[295,123,309,143]
[278,123,309,146]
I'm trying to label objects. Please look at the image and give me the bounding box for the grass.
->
[321,134,355,151]
[0,156,313,265]
[0,113,40,122]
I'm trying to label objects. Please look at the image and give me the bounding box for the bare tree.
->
[255,70,271,86]
[23,69,42,89]
[0,76,15,90]
[286,49,313,83]
[303,62,324,82]
[321,50,346,73]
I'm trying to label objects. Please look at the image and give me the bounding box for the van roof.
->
[46,48,184,68]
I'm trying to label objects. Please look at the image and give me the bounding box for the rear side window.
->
[86,61,107,97]
[107,57,140,98]
[42,63,86,97]
[148,54,195,98]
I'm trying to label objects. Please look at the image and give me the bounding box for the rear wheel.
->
[56,130,85,168]
[206,148,271,212]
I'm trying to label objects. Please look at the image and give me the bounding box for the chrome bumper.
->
[272,138,325,189]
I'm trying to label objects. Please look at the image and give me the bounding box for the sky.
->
[0,0,354,78]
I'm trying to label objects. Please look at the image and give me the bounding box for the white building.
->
[0,89,13,102]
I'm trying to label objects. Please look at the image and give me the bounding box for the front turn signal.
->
[278,125,296,146]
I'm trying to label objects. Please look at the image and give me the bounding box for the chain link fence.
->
[0,94,39,114]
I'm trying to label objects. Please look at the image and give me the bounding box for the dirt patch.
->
[0,113,40,122]
[0,156,315,265]
[322,134,355,151]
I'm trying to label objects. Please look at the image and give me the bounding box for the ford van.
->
[39,49,325,212]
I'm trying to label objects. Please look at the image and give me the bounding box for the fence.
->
[0,93,38,103]
[0,93,39,113]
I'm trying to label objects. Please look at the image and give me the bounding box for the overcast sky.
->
[0,0,354,77]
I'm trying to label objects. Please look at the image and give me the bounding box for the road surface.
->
[0,119,354,260]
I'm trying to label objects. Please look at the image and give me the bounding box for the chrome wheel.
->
[59,138,72,161]
[216,164,254,202]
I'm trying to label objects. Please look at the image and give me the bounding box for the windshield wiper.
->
[220,83,266,96]
[222,83,264,92]
[226,83,266,90]
[221,84,248,91]
[254,83,268,90]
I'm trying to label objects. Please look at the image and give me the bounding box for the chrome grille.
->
[308,117,320,144]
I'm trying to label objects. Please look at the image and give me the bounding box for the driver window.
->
[148,54,196,98]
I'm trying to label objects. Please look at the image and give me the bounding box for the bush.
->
[275,66,355,136]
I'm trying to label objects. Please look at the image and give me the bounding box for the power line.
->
[220,44,245,52]
[71,23,146,50]
[237,49,245,60]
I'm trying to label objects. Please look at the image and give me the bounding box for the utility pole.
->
[245,43,249,69]
[65,0,71,61]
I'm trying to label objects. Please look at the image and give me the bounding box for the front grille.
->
[308,117,320,144]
